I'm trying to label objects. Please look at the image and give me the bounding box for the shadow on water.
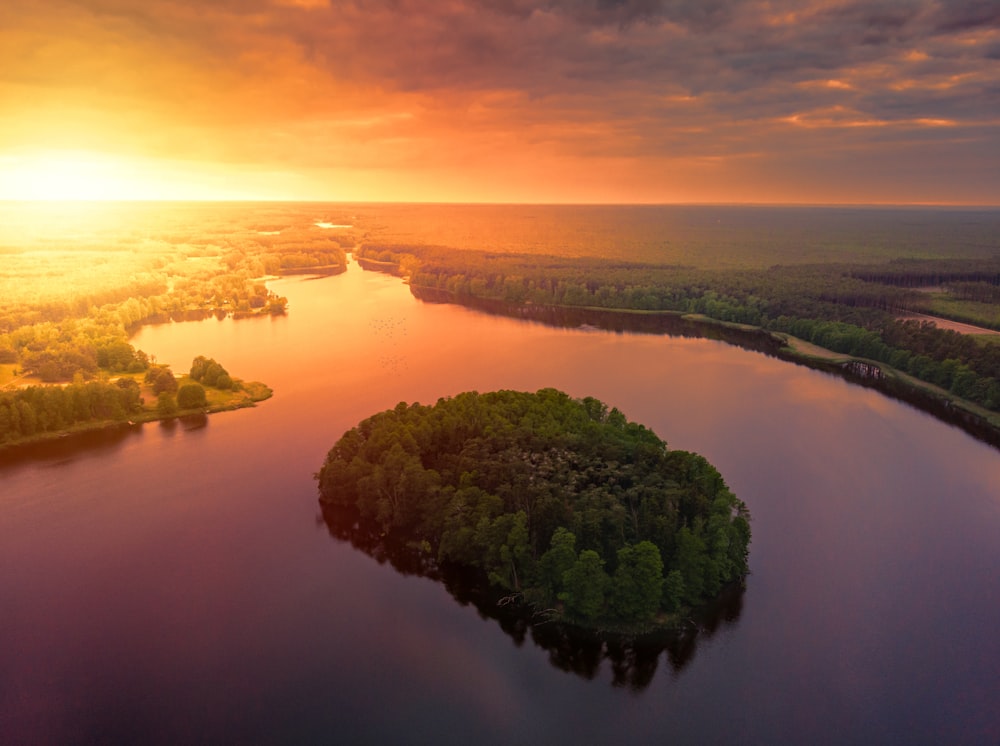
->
[317,502,744,691]
[158,413,209,439]
[0,414,211,470]
[0,422,141,469]
[410,284,784,353]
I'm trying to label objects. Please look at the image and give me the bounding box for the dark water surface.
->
[2,261,999,744]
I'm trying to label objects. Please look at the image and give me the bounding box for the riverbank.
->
[396,276,1000,450]
[0,378,272,453]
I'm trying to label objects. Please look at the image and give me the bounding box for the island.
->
[316,388,751,630]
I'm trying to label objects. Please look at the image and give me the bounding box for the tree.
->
[190,356,230,388]
[148,367,178,395]
[538,527,578,602]
[157,391,178,417]
[177,382,207,409]
[560,550,609,621]
[610,541,664,622]
[674,525,708,605]
[115,378,142,413]
[663,569,686,612]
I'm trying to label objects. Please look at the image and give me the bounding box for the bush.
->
[177,382,207,409]
[157,392,178,417]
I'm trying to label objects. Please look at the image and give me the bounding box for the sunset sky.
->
[1,0,998,204]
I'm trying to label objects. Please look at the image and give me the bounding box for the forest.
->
[355,244,1000,413]
[316,389,751,628]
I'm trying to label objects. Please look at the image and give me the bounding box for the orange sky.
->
[1,0,998,204]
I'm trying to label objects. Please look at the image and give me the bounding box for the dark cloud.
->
[929,0,1000,33]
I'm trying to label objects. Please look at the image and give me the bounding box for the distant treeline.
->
[849,259,1000,288]
[357,244,1000,410]
[318,389,750,627]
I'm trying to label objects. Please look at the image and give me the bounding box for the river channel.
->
[2,260,998,744]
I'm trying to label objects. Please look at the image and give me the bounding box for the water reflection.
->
[408,282,1000,451]
[158,412,209,435]
[318,502,744,692]
[0,423,140,469]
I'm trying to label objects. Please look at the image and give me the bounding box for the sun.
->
[0,149,316,202]
[0,149,259,201]
[0,150,149,201]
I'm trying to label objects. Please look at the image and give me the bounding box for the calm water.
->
[2,257,999,744]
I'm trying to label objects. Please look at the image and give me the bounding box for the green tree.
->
[560,550,609,621]
[157,391,178,417]
[177,382,207,409]
[538,527,578,602]
[479,510,533,591]
[663,569,686,612]
[148,367,178,395]
[115,378,142,413]
[674,525,708,605]
[610,541,664,622]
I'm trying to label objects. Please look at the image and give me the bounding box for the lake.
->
[2,254,999,744]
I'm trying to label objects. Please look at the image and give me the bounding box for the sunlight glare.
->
[0,151,147,201]
[0,150,320,202]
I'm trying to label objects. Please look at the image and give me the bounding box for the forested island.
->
[354,243,1000,445]
[317,389,751,630]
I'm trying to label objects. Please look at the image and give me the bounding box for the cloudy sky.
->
[1,0,998,203]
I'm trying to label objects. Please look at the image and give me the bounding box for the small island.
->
[316,389,750,630]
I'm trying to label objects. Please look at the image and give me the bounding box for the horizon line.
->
[2,198,999,209]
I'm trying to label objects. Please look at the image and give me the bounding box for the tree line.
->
[0,379,142,443]
[356,244,1000,410]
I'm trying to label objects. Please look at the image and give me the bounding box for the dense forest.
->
[356,244,1000,412]
[317,389,751,628]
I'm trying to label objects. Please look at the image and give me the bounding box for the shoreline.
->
[0,382,272,454]
[402,280,1000,451]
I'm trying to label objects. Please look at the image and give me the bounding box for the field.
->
[925,298,1000,332]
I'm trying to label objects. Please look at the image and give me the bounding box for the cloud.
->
[0,0,997,202]
[929,0,1000,33]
